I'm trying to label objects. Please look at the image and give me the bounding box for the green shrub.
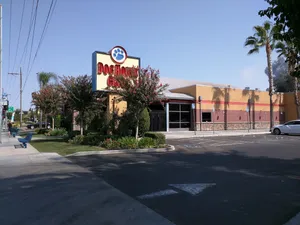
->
[102,138,121,150]
[138,137,156,148]
[37,128,50,135]
[118,137,138,149]
[48,128,68,136]
[83,132,102,146]
[138,108,150,136]
[69,135,84,145]
[144,132,166,145]
[54,115,61,128]
[68,130,81,139]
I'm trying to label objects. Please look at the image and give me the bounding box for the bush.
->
[144,132,166,145]
[36,128,50,135]
[68,130,81,139]
[55,115,61,128]
[69,135,84,145]
[83,132,102,146]
[138,137,156,148]
[138,108,150,136]
[102,138,121,150]
[117,113,133,136]
[48,128,68,136]
[118,137,138,149]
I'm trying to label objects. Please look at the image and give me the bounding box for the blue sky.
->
[2,0,274,110]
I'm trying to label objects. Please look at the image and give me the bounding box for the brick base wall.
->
[196,121,280,131]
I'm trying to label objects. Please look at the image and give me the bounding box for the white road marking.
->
[169,183,216,195]
[137,189,178,199]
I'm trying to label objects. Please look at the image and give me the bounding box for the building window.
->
[169,103,191,128]
[202,112,212,122]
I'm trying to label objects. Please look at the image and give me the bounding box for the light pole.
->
[8,67,22,128]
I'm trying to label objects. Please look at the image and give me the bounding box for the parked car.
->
[27,122,51,130]
[271,119,300,135]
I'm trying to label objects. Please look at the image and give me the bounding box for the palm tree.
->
[37,72,58,128]
[275,41,300,118]
[37,72,58,88]
[244,21,279,129]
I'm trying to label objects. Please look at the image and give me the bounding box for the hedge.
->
[144,132,166,145]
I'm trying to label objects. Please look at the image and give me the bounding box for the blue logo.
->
[110,46,127,64]
[113,48,124,61]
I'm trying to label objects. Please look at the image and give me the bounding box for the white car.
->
[271,119,300,135]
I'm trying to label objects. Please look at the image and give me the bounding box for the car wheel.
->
[31,125,34,130]
[273,128,281,135]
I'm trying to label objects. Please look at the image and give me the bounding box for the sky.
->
[1,0,275,110]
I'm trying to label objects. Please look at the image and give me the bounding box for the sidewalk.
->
[0,134,174,225]
[162,129,270,139]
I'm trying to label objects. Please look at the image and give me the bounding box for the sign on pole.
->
[246,107,249,112]
[8,106,14,112]
[212,106,215,112]
[191,103,195,109]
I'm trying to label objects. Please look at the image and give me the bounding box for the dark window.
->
[285,121,296,125]
[169,112,180,122]
[202,112,212,122]
[181,104,190,112]
[294,121,300,125]
[169,104,180,111]
[169,123,180,128]
[181,112,191,122]
[169,103,191,129]
[181,123,190,128]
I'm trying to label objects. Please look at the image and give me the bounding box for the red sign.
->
[97,62,139,88]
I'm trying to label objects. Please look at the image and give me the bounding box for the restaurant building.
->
[92,46,298,132]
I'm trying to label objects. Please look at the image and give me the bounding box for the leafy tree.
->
[244,21,279,129]
[264,57,293,92]
[114,66,168,139]
[259,1,300,77]
[31,85,63,129]
[275,41,300,118]
[259,0,300,52]
[60,75,105,135]
[37,72,58,128]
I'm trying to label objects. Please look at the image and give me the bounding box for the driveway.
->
[68,134,300,225]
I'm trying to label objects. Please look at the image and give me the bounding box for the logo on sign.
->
[110,46,127,64]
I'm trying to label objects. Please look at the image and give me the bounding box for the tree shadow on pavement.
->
[68,151,300,225]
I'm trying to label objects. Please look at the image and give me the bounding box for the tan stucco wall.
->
[283,92,300,121]
[108,94,127,116]
[171,85,285,112]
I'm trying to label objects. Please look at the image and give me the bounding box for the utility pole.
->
[8,67,22,128]
[0,5,3,144]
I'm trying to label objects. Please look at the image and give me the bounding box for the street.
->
[69,134,300,225]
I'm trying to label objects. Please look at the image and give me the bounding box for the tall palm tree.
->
[37,72,58,128]
[244,21,279,129]
[37,72,58,88]
[275,41,300,118]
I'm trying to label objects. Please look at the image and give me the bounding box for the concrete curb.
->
[66,145,176,157]
[166,132,270,139]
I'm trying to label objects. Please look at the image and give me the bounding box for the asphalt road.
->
[69,134,300,225]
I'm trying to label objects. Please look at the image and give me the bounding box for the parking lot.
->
[69,134,300,225]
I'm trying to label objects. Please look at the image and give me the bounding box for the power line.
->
[11,0,26,74]
[23,0,57,90]
[26,0,39,76]
[18,0,36,67]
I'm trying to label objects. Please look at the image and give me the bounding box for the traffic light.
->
[3,100,8,110]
